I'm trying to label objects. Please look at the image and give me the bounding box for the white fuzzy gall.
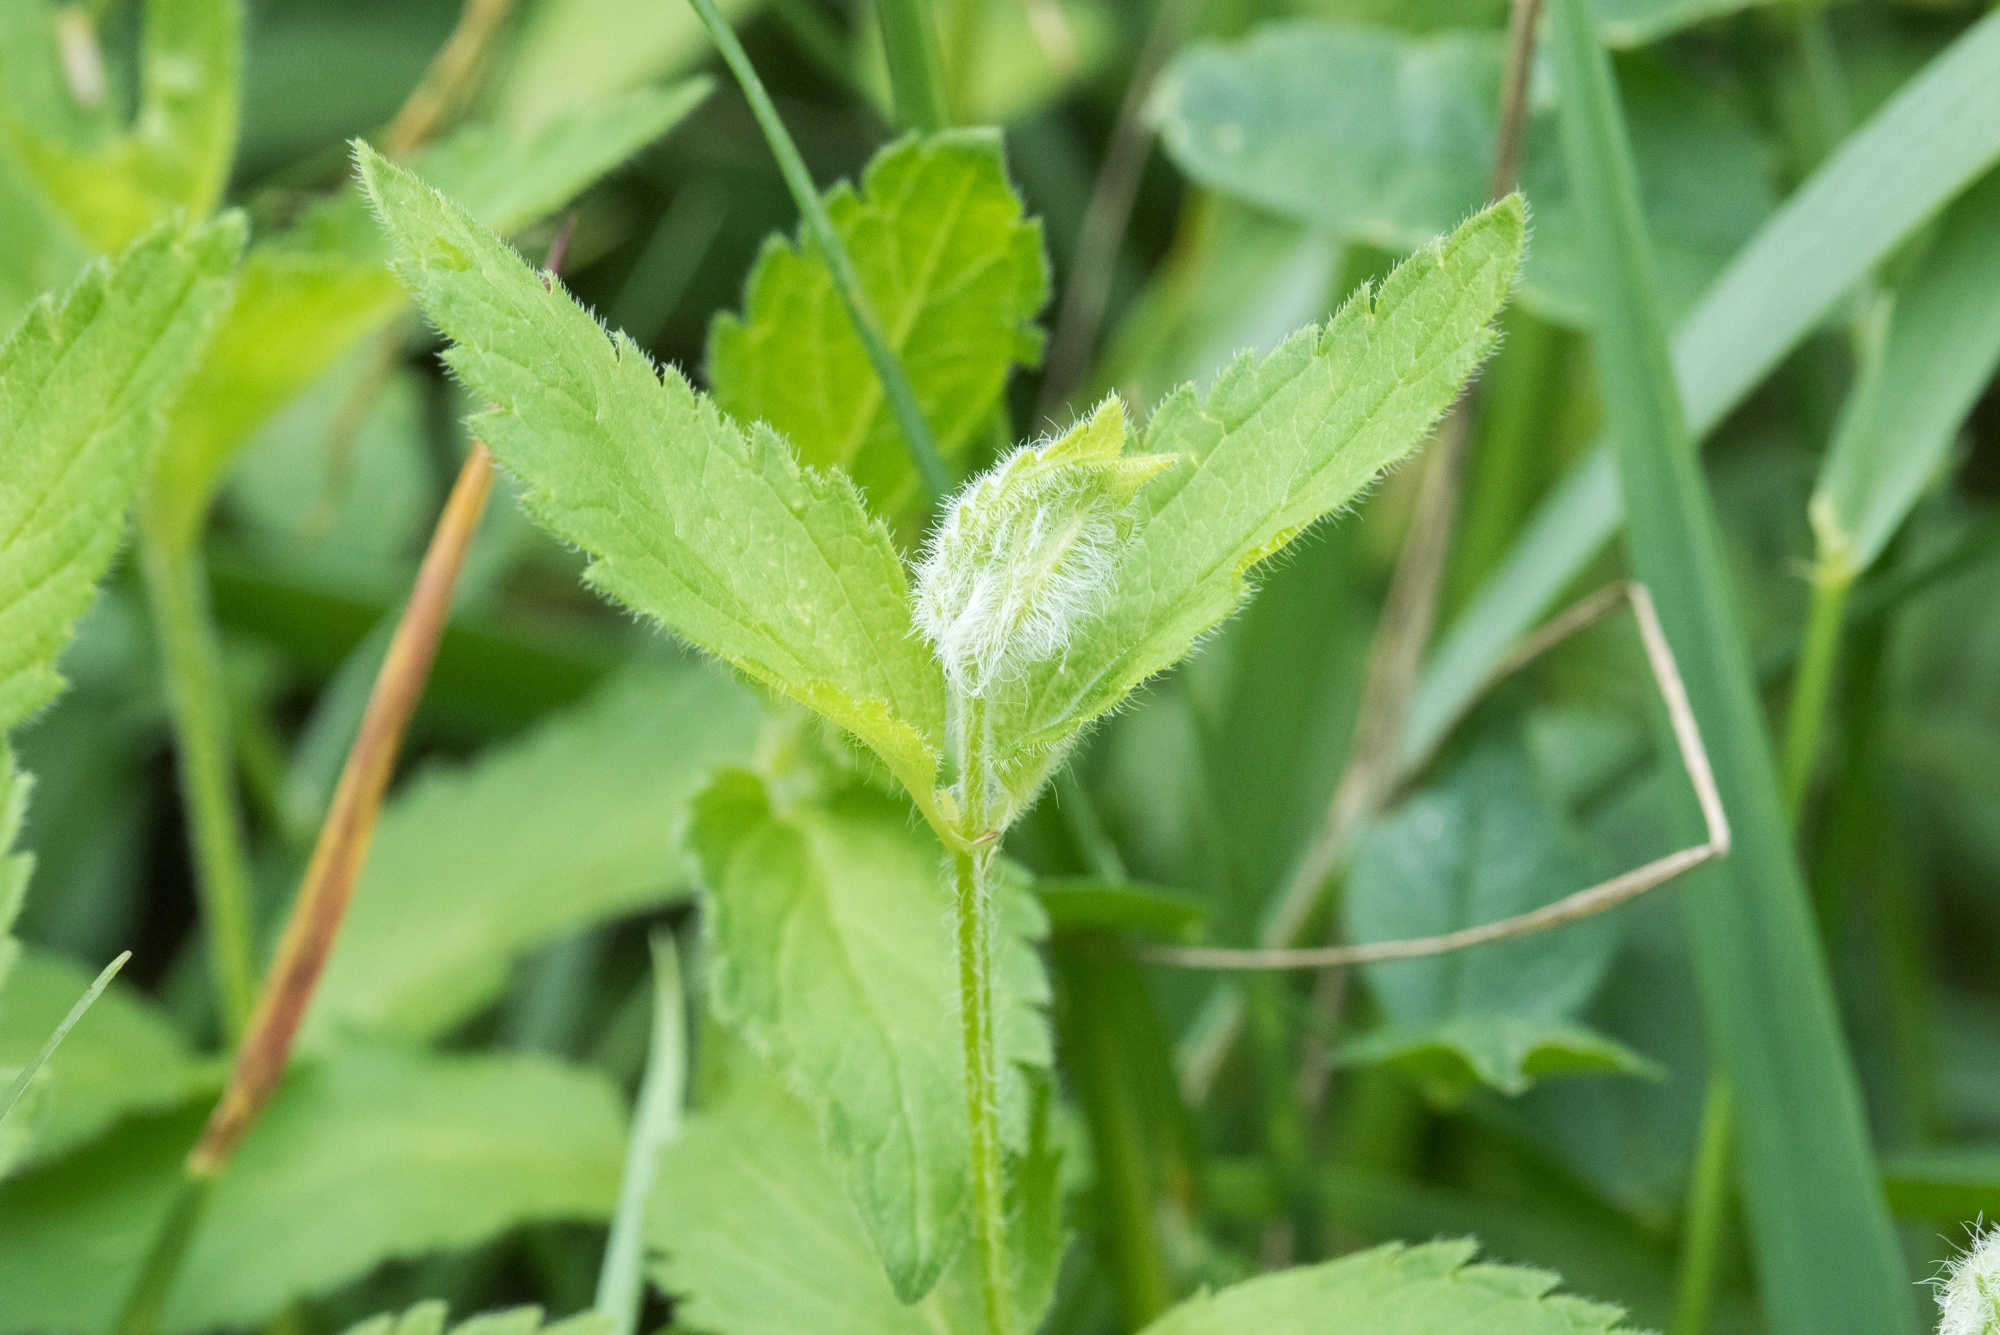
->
[1939,1224,2000,1335]
[913,397,1173,696]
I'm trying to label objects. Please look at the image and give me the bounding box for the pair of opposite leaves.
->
[355,137,1526,836]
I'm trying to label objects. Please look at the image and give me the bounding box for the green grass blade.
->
[1547,4,1915,1334]
[0,951,128,1128]
[1412,9,2000,776]
[1813,168,2000,579]
[594,935,686,1335]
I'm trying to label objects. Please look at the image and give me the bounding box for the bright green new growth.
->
[691,775,1051,1301]
[357,142,951,821]
[709,129,1050,527]
[979,197,1526,821]
[915,398,1174,696]
[0,215,241,729]
[1137,1239,1636,1334]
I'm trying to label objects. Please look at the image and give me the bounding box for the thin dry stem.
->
[187,445,495,1177]
[1140,581,1731,970]
[380,0,515,160]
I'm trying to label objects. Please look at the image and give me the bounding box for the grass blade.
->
[0,950,129,1127]
[1547,4,1915,1334]
[1413,10,2000,765]
[595,934,687,1335]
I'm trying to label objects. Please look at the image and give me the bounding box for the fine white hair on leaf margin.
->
[1934,1219,2000,1335]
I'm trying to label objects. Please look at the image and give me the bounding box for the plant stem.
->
[1672,1077,1736,1335]
[683,0,950,501]
[0,951,129,1122]
[1780,564,1851,820]
[874,0,948,132]
[953,842,1014,1335]
[114,1177,214,1335]
[595,934,687,1335]
[139,530,258,1039]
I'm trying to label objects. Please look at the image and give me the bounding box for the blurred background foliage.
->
[1,0,1998,1331]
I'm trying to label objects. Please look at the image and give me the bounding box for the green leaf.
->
[708,129,1049,529]
[983,200,1523,814]
[1343,1018,1659,1098]
[1881,1147,2000,1225]
[690,773,1052,1301]
[145,80,711,553]
[1341,739,1641,1095]
[358,143,951,814]
[648,1045,1062,1335]
[1412,9,2000,777]
[1547,3,1916,1332]
[305,662,761,1044]
[1137,1238,1635,1334]
[1813,169,2000,579]
[1151,22,1771,325]
[0,150,86,331]
[1593,0,1777,48]
[0,215,242,729]
[1035,875,1208,939]
[0,1046,627,1334]
[0,948,216,1167]
[0,0,241,251]
[342,1303,612,1335]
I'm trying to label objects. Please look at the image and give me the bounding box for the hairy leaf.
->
[708,129,1049,527]
[146,81,710,551]
[648,1046,1062,1335]
[359,144,950,812]
[0,216,241,729]
[0,1046,626,1334]
[982,200,1523,814]
[691,773,1052,1300]
[0,948,217,1166]
[341,1301,612,1335]
[0,0,241,251]
[1152,22,1770,325]
[306,662,761,1044]
[1138,1238,1635,1334]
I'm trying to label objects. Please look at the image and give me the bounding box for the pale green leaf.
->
[305,662,761,1044]
[0,947,217,1167]
[1138,1238,1635,1335]
[1813,169,2000,578]
[0,0,241,251]
[358,143,950,812]
[690,773,1052,1301]
[0,150,87,331]
[709,129,1049,528]
[493,0,753,133]
[0,215,241,729]
[1341,738,1639,1095]
[0,1046,627,1335]
[341,1301,613,1335]
[983,200,1523,813]
[145,80,711,552]
[1593,0,1778,47]
[648,1045,1062,1335]
[1151,22,1770,327]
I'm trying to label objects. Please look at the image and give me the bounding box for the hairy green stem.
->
[1672,1077,1736,1335]
[682,0,951,501]
[953,842,1014,1335]
[1780,566,1851,820]
[874,0,948,131]
[139,530,258,1039]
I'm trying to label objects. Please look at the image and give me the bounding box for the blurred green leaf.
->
[1881,1146,2000,1224]
[493,0,754,133]
[648,1044,1061,1335]
[1412,8,2000,777]
[709,129,1049,530]
[305,663,762,1044]
[145,80,711,554]
[0,949,216,1168]
[0,1046,627,1335]
[1035,875,1207,938]
[1136,1238,1636,1334]
[341,1301,612,1335]
[1813,169,2000,579]
[360,143,951,814]
[1342,739,1639,1095]
[0,150,85,330]
[0,0,240,251]
[1151,23,1772,325]
[982,200,1524,819]
[1547,1,1915,1331]
[691,773,1052,1300]
[1593,0,1778,48]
